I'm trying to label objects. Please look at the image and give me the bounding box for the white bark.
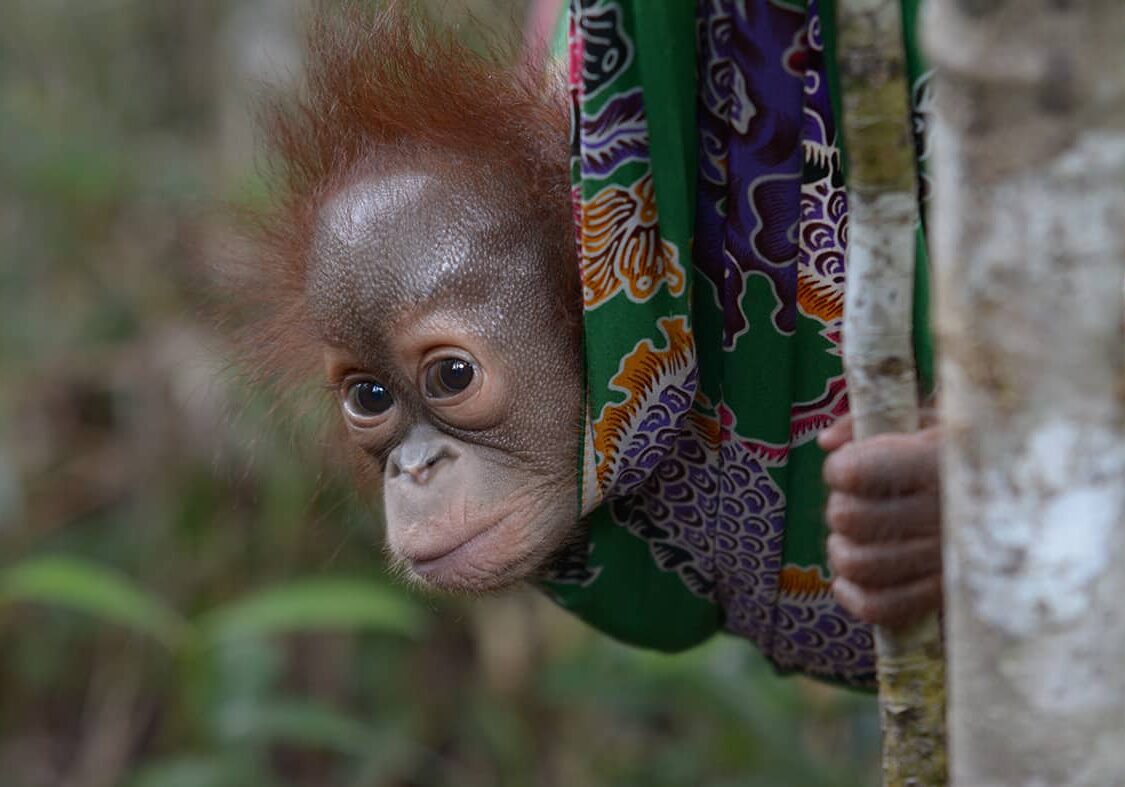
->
[843,192,920,441]
[838,1,946,783]
[927,1,1125,784]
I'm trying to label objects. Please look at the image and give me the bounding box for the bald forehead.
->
[305,164,551,351]
[313,170,484,296]
[319,171,434,250]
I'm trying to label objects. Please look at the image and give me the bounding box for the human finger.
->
[817,415,855,452]
[822,426,941,498]
[832,574,943,628]
[824,489,941,543]
[827,533,941,588]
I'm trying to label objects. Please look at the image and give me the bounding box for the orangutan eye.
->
[423,358,475,399]
[344,379,394,418]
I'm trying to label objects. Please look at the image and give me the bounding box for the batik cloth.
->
[541,0,934,686]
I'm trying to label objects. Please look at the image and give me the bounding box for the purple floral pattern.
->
[599,0,877,684]
[695,0,807,346]
[580,88,649,178]
[556,0,929,687]
[606,395,875,683]
[796,9,848,335]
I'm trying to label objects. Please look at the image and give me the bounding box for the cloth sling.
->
[540,0,934,687]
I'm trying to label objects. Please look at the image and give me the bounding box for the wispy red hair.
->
[221,1,573,405]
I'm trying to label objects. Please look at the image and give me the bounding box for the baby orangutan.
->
[231,6,942,631]
[308,157,585,591]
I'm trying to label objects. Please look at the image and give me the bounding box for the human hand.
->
[818,414,943,627]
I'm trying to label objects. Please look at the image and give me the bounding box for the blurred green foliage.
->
[0,1,881,785]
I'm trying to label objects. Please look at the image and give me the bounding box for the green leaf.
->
[217,698,377,754]
[199,578,425,642]
[0,556,190,649]
[127,754,272,787]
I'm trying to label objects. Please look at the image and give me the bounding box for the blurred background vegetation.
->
[0,1,880,785]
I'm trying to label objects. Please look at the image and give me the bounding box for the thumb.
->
[817,414,854,452]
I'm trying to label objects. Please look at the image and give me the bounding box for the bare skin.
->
[306,159,583,593]
[819,414,943,626]
[306,162,947,618]
[256,7,947,622]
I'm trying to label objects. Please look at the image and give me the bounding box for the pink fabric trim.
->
[523,0,565,52]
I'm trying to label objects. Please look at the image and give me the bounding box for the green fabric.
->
[548,0,720,652]
[544,0,933,685]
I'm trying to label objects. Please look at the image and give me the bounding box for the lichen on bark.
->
[837,0,948,785]
[927,0,1125,784]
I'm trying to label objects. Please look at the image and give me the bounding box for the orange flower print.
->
[593,315,695,490]
[580,174,686,309]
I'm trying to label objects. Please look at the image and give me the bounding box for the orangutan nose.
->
[388,427,458,485]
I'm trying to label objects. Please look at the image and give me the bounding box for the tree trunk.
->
[837,1,947,785]
[926,1,1125,784]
